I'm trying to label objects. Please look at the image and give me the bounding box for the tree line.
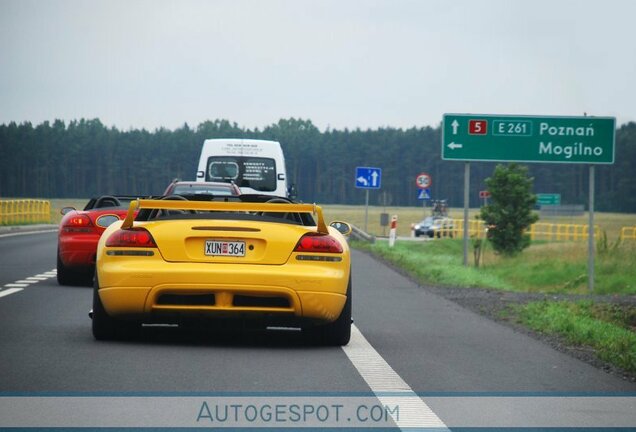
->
[1,118,635,212]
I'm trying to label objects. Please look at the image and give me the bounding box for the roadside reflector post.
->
[410,223,415,238]
[388,215,398,247]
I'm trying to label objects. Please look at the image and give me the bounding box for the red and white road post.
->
[388,215,398,247]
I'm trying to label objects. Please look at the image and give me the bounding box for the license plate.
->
[204,240,246,257]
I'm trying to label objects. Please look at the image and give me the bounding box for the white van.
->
[196,139,289,197]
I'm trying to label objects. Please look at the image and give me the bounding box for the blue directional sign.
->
[355,167,382,189]
[417,188,431,200]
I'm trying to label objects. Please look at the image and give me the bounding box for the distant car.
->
[91,194,353,345]
[414,216,454,238]
[57,196,143,285]
[163,181,240,197]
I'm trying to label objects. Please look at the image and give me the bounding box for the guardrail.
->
[431,219,600,241]
[620,226,636,241]
[438,219,487,239]
[0,199,51,225]
[349,224,376,243]
[529,223,599,241]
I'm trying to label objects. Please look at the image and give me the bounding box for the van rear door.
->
[206,156,278,193]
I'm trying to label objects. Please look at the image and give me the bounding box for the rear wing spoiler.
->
[121,199,329,234]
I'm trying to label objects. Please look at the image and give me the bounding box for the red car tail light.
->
[294,233,343,254]
[106,228,157,248]
[63,214,93,228]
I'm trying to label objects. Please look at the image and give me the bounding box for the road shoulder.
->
[354,247,636,384]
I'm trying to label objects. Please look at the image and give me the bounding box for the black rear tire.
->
[92,275,139,340]
[305,276,352,346]
[57,251,74,286]
[57,248,93,286]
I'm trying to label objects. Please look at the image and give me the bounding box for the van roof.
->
[202,138,280,145]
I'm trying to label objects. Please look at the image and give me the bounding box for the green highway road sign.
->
[442,114,615,164]
[536,193,561,206]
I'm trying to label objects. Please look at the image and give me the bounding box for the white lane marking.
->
[1,268,58,300]
[0,229,58,239]
[342,325,449,430]
[0,288,24,298]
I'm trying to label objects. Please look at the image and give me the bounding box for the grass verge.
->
[354,239,636,375]
[511,301,636,373]
[354,239,636,294]
[354,239,513,290]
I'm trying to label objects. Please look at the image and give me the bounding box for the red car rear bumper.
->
[58,232,101,267]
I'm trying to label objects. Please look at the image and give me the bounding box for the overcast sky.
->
[1,0,635,131]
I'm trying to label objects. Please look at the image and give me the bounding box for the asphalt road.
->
[1,230,634,429]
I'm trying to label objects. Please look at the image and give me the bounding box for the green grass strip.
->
[515,301,636,372]
[353,239,636,294]
[353,240,512,290]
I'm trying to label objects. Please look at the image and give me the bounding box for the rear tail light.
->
[106,228,157,248]
[63,214,93,228]
[293,233,343,253]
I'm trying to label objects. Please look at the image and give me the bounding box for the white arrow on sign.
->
[451,120,459,135]
[357,176,368,186]
[370,171,379,187]
[448,142,463,150]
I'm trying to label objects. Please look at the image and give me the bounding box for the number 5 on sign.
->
[469,119,488,135]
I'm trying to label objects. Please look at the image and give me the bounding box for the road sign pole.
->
[364,189,369,233]
[463,162,470,266]
[588,165,595,292]
[355,167,381,234]
[422,197,426,217]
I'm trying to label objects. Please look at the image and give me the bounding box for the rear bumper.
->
[58,233,100,266]
[96,253,350,324]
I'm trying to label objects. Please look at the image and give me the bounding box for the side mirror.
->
[196,171,205,179]
[287,183,297,200]
[329,221,352,236]
[60,206,76,215]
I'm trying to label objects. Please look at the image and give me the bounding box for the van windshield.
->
[206,156,277,192]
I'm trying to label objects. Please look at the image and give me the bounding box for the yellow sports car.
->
[92,195,352,345]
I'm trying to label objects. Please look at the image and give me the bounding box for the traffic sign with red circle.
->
[415,173,432,189]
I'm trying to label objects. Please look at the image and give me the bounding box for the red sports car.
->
[57,185,241,286]
[57,196,142,285]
